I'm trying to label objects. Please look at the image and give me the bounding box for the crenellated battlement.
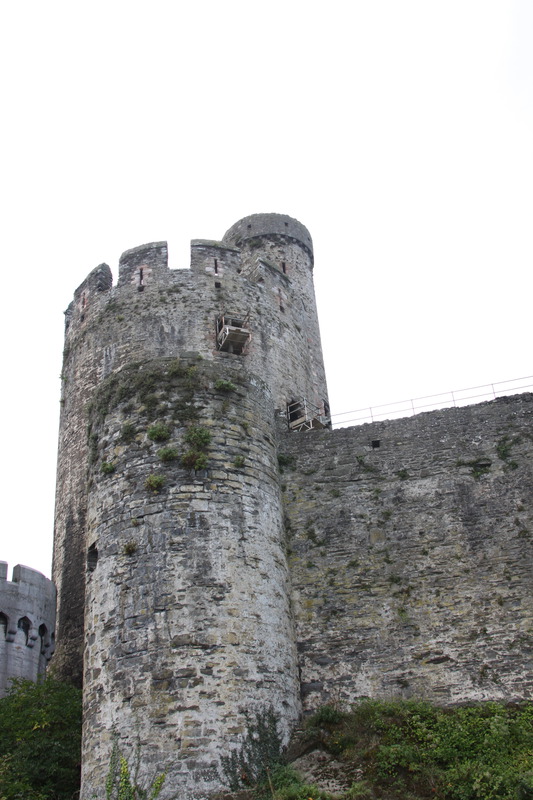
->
[118,241,168,288]
[0,562,56,696]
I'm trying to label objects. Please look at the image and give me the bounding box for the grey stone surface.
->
[281,394,533,709]
[0,562,56,696]
[53,212,533,799]
[54,214,328,799]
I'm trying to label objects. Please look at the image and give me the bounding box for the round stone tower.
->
[52,214,330,799]
[0,562,56,697]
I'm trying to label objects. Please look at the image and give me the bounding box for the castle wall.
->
[281,393,533,710]
[80,357,299,799]
[0,563,56,696]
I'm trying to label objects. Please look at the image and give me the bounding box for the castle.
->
[49,213,533,799]
[0,563,56,696]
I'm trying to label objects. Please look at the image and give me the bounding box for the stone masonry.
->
[53,213,533,799]
[0,562,56,696]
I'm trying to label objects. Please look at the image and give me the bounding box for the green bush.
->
[182,450,208,471]
[306,699,533,800]
[157,446,179,462]
[101,461,116,475]
[215,379,237,392]
[307,705,345,727]
[145,474,165,492]
[147,423,171,442]
[184,425,211,449]
[0,676,82,800]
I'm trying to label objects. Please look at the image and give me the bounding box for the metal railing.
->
[331,375,533,428]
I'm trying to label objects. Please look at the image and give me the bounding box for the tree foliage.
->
[0,676,82,800]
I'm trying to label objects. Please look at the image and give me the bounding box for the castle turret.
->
[0,563,56,696]
[52,215,329,799]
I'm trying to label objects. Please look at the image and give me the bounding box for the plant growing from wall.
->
[101,461,116,475]
[105,736,166,800]
[278,454,295,472]
[145,474,165,492]
[147,423,171,442]
[121,422,136,443]
[184,425,211,449]
[181,426,211,471]
[215,379,237,392]
[157,446,179,462]
[220,707,283,791]
[457,458,492,479]
[182,451,208,471]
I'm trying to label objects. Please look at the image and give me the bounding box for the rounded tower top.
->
[223,213,313,257]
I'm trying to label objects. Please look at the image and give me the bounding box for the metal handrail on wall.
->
[331,375,533,429]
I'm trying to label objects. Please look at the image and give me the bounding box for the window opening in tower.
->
[286,398,329,431]
[87,543,98,572]
[216,312,251,354]
[18,616,31,644]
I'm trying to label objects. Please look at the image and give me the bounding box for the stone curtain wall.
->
[0,563,56,696]
[281,394,533,710]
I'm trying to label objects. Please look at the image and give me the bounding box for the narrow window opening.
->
[215,281,222,289]
[0,613,7,638]
[214,259,218,275]
[138,268,144,292]
[247,224,252,229]
[281,262,286,274]
[87,543,98,572]
[18,616,31,644]
[284,221,288,227]
[39,623,49,654]
[371,440,380,449]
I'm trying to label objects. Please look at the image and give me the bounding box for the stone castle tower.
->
[53,214,330,798]
[0,562,56,697]
[54,212,533,800]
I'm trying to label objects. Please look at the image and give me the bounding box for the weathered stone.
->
[51,213,533,800]
[0,563,56,696]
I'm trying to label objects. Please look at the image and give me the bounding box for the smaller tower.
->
[0,562,56,696]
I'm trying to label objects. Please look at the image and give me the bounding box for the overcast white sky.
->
[1,1,532,579]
